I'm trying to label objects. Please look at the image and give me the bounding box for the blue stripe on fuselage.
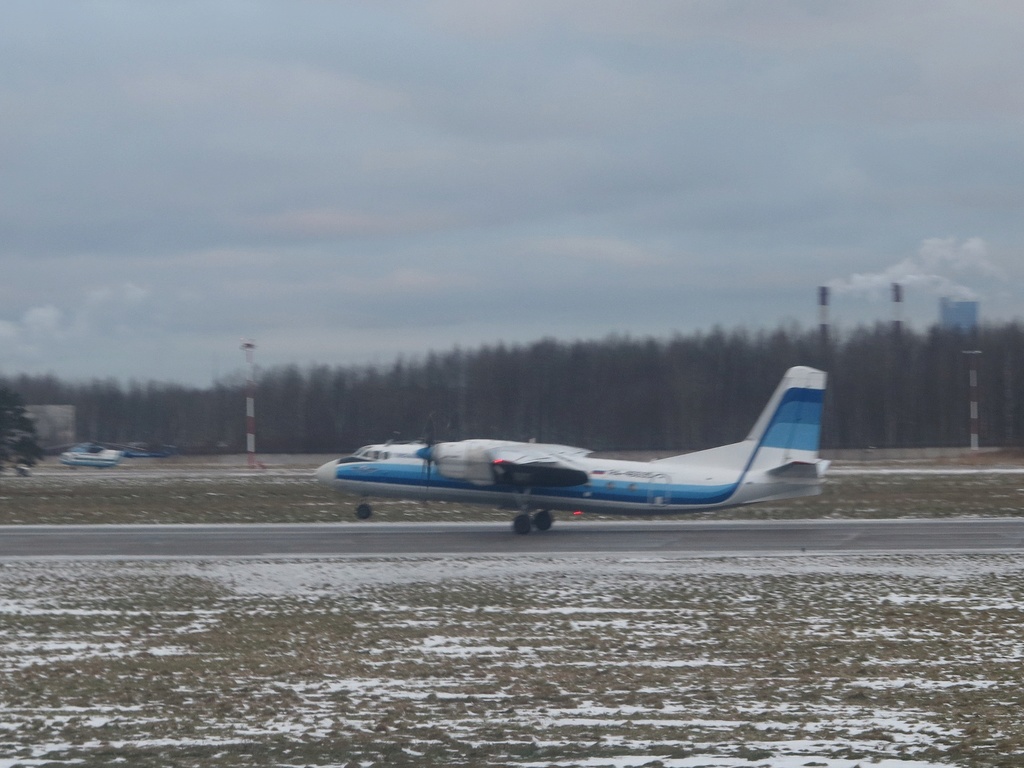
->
[334,460,736,508]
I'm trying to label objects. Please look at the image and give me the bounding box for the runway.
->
[2,518,1024,559]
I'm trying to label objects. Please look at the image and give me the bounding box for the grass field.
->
[2,462,1024,525]
[1,463,1023,767]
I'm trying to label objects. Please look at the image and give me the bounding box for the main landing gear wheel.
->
[355,503,373,520]
[512,510,554,534]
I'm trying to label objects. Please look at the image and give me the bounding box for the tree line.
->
[3,323,1023,454]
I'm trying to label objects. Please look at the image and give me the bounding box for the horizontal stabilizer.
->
[766,459,830,479]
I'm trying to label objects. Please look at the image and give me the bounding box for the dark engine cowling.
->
[490,460,588,487]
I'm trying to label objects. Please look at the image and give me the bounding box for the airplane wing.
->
[488,445,590,488]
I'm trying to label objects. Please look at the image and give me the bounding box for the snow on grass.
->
[0,553,1022,765]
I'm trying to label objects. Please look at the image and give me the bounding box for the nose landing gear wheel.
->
[355,503,373,520]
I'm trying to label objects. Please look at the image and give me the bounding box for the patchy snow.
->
[0,553,1020,765]
[524,755,957,768]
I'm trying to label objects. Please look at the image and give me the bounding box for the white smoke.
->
[828,237,1000,301]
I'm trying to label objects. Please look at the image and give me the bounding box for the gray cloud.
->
[1,1,1023,383]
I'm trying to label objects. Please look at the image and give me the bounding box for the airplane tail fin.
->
[655,365,827,474]
[745,365,827,475]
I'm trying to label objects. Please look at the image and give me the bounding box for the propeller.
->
[416,413,437,496]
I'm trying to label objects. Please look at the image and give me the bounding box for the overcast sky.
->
[2,1,1023,385]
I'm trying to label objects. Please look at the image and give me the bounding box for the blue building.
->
[939,298,979,332]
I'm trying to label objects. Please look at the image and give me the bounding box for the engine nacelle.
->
[432,441,496,485]
[430,439,589,488]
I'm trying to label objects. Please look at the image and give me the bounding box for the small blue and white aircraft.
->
[60,443,125,468]
[314,366,828,534]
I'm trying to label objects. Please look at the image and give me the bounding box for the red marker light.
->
[573,510,583,516]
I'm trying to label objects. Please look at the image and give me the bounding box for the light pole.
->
[241,339,258,468]
[963,350,982,450]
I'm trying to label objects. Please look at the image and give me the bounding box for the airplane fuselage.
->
[315,445,823,517]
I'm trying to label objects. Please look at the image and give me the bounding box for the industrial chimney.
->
[891,283,903,337]
[818,286,830,347]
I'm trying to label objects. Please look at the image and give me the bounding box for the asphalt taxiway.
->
[2,518,1024,559]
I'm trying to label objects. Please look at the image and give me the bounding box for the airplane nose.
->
[314,460,338,486]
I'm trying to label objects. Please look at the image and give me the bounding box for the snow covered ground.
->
[1,552,1022,766]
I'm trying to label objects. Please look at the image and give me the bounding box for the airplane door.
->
[648,473,672,508]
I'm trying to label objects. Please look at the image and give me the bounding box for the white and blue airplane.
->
[314,366,828,534]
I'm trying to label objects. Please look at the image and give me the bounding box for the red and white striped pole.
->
[241,339,258,468]
[964,350,981,451]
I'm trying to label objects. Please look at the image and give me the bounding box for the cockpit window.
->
[345,442,421,463]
